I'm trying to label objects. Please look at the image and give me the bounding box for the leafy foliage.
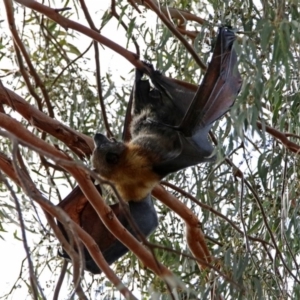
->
[0,0,299,299]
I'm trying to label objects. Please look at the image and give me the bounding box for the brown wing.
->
[57,185,157,274]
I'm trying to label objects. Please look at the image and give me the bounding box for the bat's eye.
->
[106,153,119,164]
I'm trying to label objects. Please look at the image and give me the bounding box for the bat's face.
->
[92,133,127,180]
[92,133,160,201]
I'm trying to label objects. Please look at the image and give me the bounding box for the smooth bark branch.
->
[0,86,93,157]
[152,185,212,270]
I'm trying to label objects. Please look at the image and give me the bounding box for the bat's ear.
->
[94,133,115,147]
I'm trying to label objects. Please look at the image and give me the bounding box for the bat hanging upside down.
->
[92,27,242,201]
[57,27,242,274]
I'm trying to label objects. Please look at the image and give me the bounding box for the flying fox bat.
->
[57,185,157,274]
[92,27,242,202]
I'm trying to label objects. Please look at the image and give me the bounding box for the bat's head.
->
[92,133,127,180]
[92,133,160,201]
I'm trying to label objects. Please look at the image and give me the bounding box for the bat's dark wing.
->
[57,185,157,274]
[179,27,242,135]
[141,27,242,176]
[98,196,157,271]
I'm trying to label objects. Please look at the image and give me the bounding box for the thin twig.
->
[79,0,114,138]
[162,181,273,247]
[257,121,300,154]
[143,0,207,71]
[0,169,45,300]
[227,158,300,284]
[53,260,68,300]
